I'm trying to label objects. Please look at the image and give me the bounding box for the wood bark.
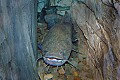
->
[0,0,37,80]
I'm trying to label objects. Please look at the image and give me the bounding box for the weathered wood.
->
[71,0,120,80]
[0,0,37,80]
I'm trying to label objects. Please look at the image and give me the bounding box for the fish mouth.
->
[43,56,66,66]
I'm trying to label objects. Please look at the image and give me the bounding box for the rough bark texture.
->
[0,0,37,80]
[71,0,120,80]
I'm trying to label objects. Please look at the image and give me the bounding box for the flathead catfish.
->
[41,12,73,66]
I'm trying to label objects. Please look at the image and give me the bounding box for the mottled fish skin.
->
[42,20,72,66]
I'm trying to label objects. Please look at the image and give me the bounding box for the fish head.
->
[43,51,67,66]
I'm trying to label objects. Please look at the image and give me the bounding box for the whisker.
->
[42,64,48,72]
[46,65,50,72]
[55,66,58,72]
[36,57,43,63]
[61,66,65,72]
[66,60,79,70]
[72,49,82,54]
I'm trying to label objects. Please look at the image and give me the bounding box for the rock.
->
[58,67,65,75]
[74,76,81,80]
[73,71,79,77]
[67,75,74,80]
[114,2,120,16]
[56,6,70,11]
[44,74,53,80]
[82,60,87,65]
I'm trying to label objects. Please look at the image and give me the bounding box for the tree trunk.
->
[71,0,120,80]
[0,0,37,80]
